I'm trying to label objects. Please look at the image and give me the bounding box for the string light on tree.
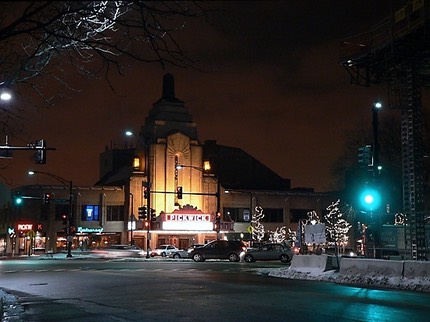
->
[394,213,405,225]
[269,226,287,243]
[251,206,265,242]
[307,210,321,225]
[325,199,352,247]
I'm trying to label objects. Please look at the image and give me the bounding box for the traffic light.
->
[176,186,183,199]
[62,214,68,225]
[35,139,46,164]
[138,206,147,220]
[44,192,52,205]
[359,186,381,211]
[150,208,156,221]
[143,185,149,199]
[358,145,373,169]
[13,192,23,205]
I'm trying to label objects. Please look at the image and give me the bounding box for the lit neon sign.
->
[18,223,33,231]
[163,213,213,231]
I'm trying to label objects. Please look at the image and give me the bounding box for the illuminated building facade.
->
[0,74,336,256]
[98,73,336,250]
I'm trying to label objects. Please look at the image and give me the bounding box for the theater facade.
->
[2,74,336,255]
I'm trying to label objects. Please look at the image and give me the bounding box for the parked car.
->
[169,249,189,259]
[91,244,144,258]
[189,240,246,262]
[151,244,180,257]
[242,243,294,263]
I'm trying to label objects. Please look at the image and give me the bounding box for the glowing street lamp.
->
[0,91,11,101]
[0,83,12,101]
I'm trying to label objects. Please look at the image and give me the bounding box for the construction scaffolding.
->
[339,0,430,260]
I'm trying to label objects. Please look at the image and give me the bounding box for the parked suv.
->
[189,240,246,262]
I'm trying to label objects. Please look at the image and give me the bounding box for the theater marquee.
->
[163,213,213,231]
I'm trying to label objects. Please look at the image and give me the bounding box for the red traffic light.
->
[44,192,52,204]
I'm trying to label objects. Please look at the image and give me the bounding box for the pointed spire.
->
[162,73,175,100]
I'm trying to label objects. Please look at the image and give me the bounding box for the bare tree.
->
[0,1,207,107]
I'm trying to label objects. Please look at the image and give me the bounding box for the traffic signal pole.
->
[0,137,55,163]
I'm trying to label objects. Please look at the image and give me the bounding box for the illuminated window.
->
[81,205,100,221]
[203,161,211,171]
[133,156,140,170]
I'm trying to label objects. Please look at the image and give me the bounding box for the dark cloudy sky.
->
[2,1,410,192]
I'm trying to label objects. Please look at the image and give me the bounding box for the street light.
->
[129,193,135,246]
[0,83,12,101]
[28,170,73,258]
[371,101,382,256]
[372,101,382,172]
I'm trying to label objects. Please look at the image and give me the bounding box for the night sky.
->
[2,1,411,192]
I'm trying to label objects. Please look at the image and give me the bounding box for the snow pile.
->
[258,255,430,293]
[0,290,24,321]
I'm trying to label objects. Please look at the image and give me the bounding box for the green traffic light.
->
[364,194,374,205]
[15,197,23,205]
[359,187,381,211]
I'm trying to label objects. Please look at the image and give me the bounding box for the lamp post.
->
[28,170,73,258]
[372,101,382,172]
[371,101,382,257]
[129,193,135,245]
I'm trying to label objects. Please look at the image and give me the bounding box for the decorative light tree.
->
[269,226,287,243]
[287,228,297,245]
[251,206,265,242]
[307,210,321,225]
[394,213,405,225]
[325,199,352,247]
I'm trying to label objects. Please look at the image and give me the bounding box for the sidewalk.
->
[0,250,93,260]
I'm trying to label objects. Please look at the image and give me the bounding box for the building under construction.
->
[339,0,430,260]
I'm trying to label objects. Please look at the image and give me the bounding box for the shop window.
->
[223,208,251,222]
[260,208,283,223]
[290,209,313,223]
[107,205,125,221]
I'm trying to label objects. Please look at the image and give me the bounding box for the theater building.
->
[2,74,335,255]
[96,73,335,251]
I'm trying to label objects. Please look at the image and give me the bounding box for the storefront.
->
[133,205,234,250]
[74,227,121,250]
